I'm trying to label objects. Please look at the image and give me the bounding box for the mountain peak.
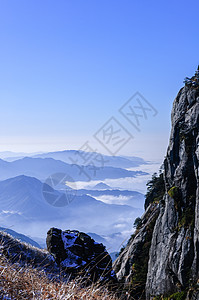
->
[93,182,112,190]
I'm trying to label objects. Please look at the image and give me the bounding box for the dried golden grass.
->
[0,254,119,300]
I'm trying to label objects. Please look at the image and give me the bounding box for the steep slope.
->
[146,83,199,299]
[114,79,199,299]
[0,230,58,274]
[114,203,160,297]
[0,227,41,248]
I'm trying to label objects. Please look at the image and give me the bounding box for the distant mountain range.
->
[0,157,148,182]
[0,151,37,160]
[0,175,143,250]
[33,150,147,168]
[0,150,147,252]
[2,150,147,168]
[71,188,144,209]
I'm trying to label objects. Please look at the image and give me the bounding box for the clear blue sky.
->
[0,0,198,160]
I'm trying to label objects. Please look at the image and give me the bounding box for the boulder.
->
[46,227,116,282]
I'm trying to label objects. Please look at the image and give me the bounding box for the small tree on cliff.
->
[195,65,199,80]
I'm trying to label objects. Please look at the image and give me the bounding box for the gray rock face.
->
[146,86,199,298]
[114,85,199,299]
[46,227,116,282]
[113,203,159,282]
[113,203,160,298]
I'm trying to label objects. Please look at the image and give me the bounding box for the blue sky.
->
[0,0,199,160]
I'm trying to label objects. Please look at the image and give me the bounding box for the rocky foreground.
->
[0,229,119,299]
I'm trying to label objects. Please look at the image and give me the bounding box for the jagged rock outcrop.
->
[146,85,199,299]
[114,81,199,299]
[46,227,116,282]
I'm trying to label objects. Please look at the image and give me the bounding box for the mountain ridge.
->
[0,156,147,182]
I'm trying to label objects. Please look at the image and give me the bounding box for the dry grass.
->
[0,230,122,299]
[0,253,120,300]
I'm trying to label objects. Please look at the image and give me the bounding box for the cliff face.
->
[114,85,199,299]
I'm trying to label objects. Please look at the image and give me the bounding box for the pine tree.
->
[195,65,199,79]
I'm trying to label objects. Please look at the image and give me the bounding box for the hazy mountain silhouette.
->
[0,157,147,181]
[0,175,143,250]
[32,150,147,168]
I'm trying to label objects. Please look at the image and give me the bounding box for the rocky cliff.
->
[114,76,199,299]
